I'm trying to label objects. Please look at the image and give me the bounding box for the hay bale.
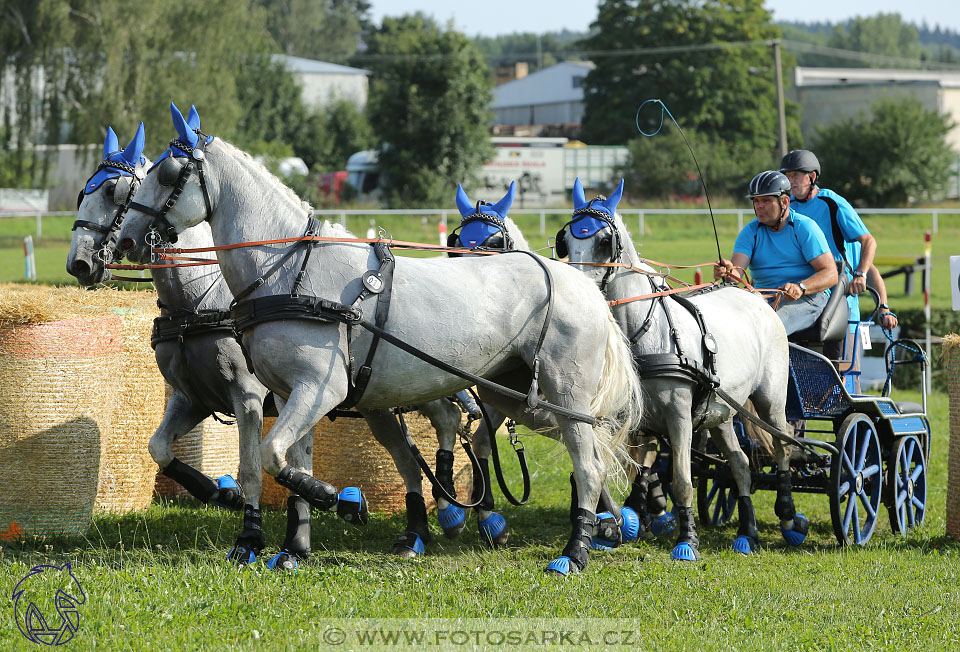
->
[944,334,960,541]
[259,412,473,515]
[154,383,240,498]
[0,312,122,536]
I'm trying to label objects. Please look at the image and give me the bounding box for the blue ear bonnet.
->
[83,124,147,195]
[83,152,147,194]
[569,212,612,239]
[458,214,506,248]
[150,102,212,171]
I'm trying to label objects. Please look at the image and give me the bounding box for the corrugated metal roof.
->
[492,61,595,108]
[272,54,370,76]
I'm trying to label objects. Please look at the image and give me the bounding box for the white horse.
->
[117,102,643,575]
[559,178,807,560]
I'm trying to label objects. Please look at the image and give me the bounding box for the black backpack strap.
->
[819,195,853,274]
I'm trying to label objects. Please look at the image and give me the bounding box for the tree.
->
[579,0,802,155]
[256,0,370,63]
[811,97,955,206]
[826,13,924,66]
[363,15,493,207]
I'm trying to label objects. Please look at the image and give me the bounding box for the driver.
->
[714,170,837,335]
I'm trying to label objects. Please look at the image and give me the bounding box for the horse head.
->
[119,102,215,262]
[68,122,147,285]
[556,177,626,288]
[448,181,529,254]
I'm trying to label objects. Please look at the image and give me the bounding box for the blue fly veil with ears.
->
[554,178,624,259]
[150,103,212,185]
[447,181,517,255]
[79,122,147,208]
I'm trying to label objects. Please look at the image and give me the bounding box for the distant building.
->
[491,61,594,139]
[272,55,371,110]
[790,67,960,196]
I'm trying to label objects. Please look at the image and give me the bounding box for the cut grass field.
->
[0,389,957,651]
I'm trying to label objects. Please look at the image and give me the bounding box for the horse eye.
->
[485,235,504,250]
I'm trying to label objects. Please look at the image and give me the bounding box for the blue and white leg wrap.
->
[437,504,466,537]
[780,512,809,547]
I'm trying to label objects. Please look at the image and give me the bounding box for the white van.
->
[345,150,381,199]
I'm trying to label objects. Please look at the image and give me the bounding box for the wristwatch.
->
[880,303,890,310]
[853,270,866,278]
[798,282,807,296]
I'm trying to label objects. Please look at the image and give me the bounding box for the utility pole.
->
[537,36,543,72]
[772,39,788,157]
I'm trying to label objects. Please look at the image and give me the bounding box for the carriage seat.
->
[788,262,849,345]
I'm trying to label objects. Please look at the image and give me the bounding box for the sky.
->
[368,1,960,37]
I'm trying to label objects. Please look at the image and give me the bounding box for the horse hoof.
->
[544,556,578,576]
[478,513,509,548]
[266,552,298,572]
[212,475,244,510]
[651,511,677,537]
[336,487,368,526]
[590,511,622,550]
[781,512,809,547]
[391,532,425,557]
[671,542,700,561]
[226,545,257,566]
[732,535,758,555]
[437,505,466,539]
[619,506,641,543]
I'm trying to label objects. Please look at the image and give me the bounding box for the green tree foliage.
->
[363,15,493,207]
[579,0,802,156]
[472,30,586,70]
[256,0,369,63]
[811,97,955,206]
[826,13,924,65]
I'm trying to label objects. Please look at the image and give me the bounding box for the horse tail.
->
[589,310,644,490]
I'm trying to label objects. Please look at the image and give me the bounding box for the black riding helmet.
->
[779,149,820,177]
[745,170,791,198]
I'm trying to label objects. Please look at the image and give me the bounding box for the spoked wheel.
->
[696,468,737,528]
[829,413,883,546]
[887,434,927,535]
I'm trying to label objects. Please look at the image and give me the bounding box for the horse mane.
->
[503,216,531,251]
[611,212,643,267]
[216,139,314,216]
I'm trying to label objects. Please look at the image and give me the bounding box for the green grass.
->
[3,209,955,312]
[1,389,957,651]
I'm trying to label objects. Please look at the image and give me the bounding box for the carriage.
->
[694,294,930,547]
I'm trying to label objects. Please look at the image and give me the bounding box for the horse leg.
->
[623,434,676,539]
[417,399,467,539]
[661,398,699,561]
[266,432,313,571]
[150,391,240,507]
[751,392,808,546]
[570,473,624,550]
[708,420,759,554]
[226,389,269,565]
[263,381,367,526]
[465,401,510,548]
[362,408,432,557]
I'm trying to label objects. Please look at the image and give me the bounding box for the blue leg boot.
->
[670,506,701,561]
[227,505,264,566]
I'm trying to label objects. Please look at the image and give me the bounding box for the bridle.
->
[554,197,623,292]
[446,202,514,256]
[129,131,215,247]
[73,157,146,264]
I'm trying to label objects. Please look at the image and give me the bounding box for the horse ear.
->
[187,104,200,131]
[170,102,198,148]
[122,122,145,165]
[603,179,624,214]
[103,127,119,159]
[455,184,472,217]
[492,180,516,217]
[572,177,586,208]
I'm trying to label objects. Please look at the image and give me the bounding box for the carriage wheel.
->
[696,469,737,528]
[829,413,883,546]
[887,435,927,535]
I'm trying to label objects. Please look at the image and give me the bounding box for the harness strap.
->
[341,241,396,409]
[230,216,319,307]
[151,310,234,349]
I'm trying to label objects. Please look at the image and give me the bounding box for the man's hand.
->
[714,258,737,281]
[881,311,898,330]
[849,272,867,295]
[780,282,803,301]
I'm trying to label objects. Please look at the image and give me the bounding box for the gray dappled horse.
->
[558,178,808,560]
[71,122,501,564]
[117,103,643,575]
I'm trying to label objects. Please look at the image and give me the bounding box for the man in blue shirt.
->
[714,171,838,335]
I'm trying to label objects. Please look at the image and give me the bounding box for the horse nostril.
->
[118,238,134,251]
[72,260,90,274]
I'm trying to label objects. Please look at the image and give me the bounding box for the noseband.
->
[129,132,214,247]
[73,158,146,264]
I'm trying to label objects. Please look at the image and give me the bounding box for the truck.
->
[343,138,628,206]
